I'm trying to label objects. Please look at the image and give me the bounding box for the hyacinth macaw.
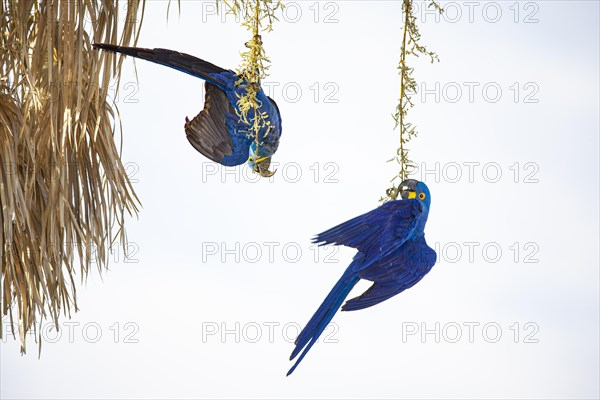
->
[287,179,436,376]
[93,44,282,177]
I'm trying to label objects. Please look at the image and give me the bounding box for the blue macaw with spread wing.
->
[287,179,437,376]
[93,43,282,177]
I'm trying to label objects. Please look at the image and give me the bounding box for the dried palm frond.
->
[1,0,144,353]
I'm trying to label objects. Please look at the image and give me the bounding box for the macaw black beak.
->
[399,179,419,200]
[255,157,276,177]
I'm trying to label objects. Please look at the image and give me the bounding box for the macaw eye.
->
[248,157,254,162]
[418,193,426,200]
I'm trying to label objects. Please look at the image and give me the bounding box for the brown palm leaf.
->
[0,0,144,353]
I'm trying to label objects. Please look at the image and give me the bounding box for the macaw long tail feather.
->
[287,268,360,376]
[92,44,228,88]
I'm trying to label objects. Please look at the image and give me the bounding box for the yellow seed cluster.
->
[218,0,283,147]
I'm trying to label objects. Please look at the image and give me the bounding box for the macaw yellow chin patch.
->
[408,192,417,199]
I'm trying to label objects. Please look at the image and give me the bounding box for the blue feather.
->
[92,44,282,173]
[288,181,436,375]
[287,265,360,376]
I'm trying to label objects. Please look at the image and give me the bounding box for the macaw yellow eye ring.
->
[248,157,254,162]
[418,193,426,200]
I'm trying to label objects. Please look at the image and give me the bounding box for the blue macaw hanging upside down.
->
[93,44,282,177]
[287,179,436,376]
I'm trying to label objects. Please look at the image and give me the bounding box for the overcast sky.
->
[2,1,599,399]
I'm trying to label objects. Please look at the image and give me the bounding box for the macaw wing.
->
[184,82,252,166]
[313,199,422,266]
[342,263,432,311]
[341,282,405,311]
[343,237,437,311]
[341,278,420,311]
[260,96,282,151]
[93,44,230,89]
[268,96,281,120]
[266,95,282,140]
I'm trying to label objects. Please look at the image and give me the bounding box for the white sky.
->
[1,1,599,398]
